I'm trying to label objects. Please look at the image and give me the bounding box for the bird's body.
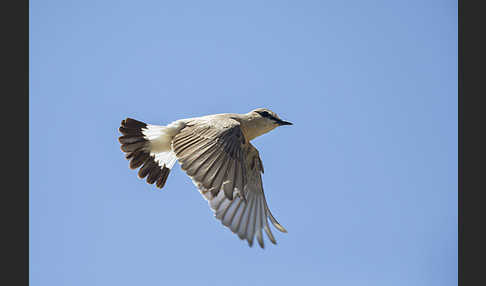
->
[118,108,292,248]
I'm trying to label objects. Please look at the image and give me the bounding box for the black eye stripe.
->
[258,111,279,122]
[258,111,271,118]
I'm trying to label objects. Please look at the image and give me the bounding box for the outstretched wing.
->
[207,144,287,248]
[172,117,286,248]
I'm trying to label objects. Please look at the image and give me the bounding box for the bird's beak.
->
[277,119,293,126]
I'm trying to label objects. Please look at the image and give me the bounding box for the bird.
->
[118,108,292,248]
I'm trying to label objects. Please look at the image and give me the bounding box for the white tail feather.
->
[142,121,185,169]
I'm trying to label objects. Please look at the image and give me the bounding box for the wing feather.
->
[210,189,226,210]
[246,194,257,246]
[255,195,264,248]
[191,146,221,183]
[207,154,230,197]
[216,196,232,219]
[230,198,245,230]
[222,197,241,226]
[237,197,251,240]
[179,142,213,171]
[184,144,219,177]
[222,160,237,199]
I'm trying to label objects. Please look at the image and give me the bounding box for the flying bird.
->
[118,108,292,248]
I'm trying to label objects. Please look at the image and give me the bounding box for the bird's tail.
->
[118,118,179,189]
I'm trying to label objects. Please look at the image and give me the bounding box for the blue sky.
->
[30,1,457,285]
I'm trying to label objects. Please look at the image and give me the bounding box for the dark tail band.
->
[119,118,171,189]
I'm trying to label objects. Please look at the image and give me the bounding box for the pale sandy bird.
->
[118,108,292,248]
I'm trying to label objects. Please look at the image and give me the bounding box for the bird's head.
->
[242,108,292,141]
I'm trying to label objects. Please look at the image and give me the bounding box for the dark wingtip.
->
[258,241,265,249]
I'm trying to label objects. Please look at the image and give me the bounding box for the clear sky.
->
[30,1,457,285]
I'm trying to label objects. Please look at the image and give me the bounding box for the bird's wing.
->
[172,118,286,248]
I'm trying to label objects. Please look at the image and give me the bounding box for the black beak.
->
[277,119,293,126]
